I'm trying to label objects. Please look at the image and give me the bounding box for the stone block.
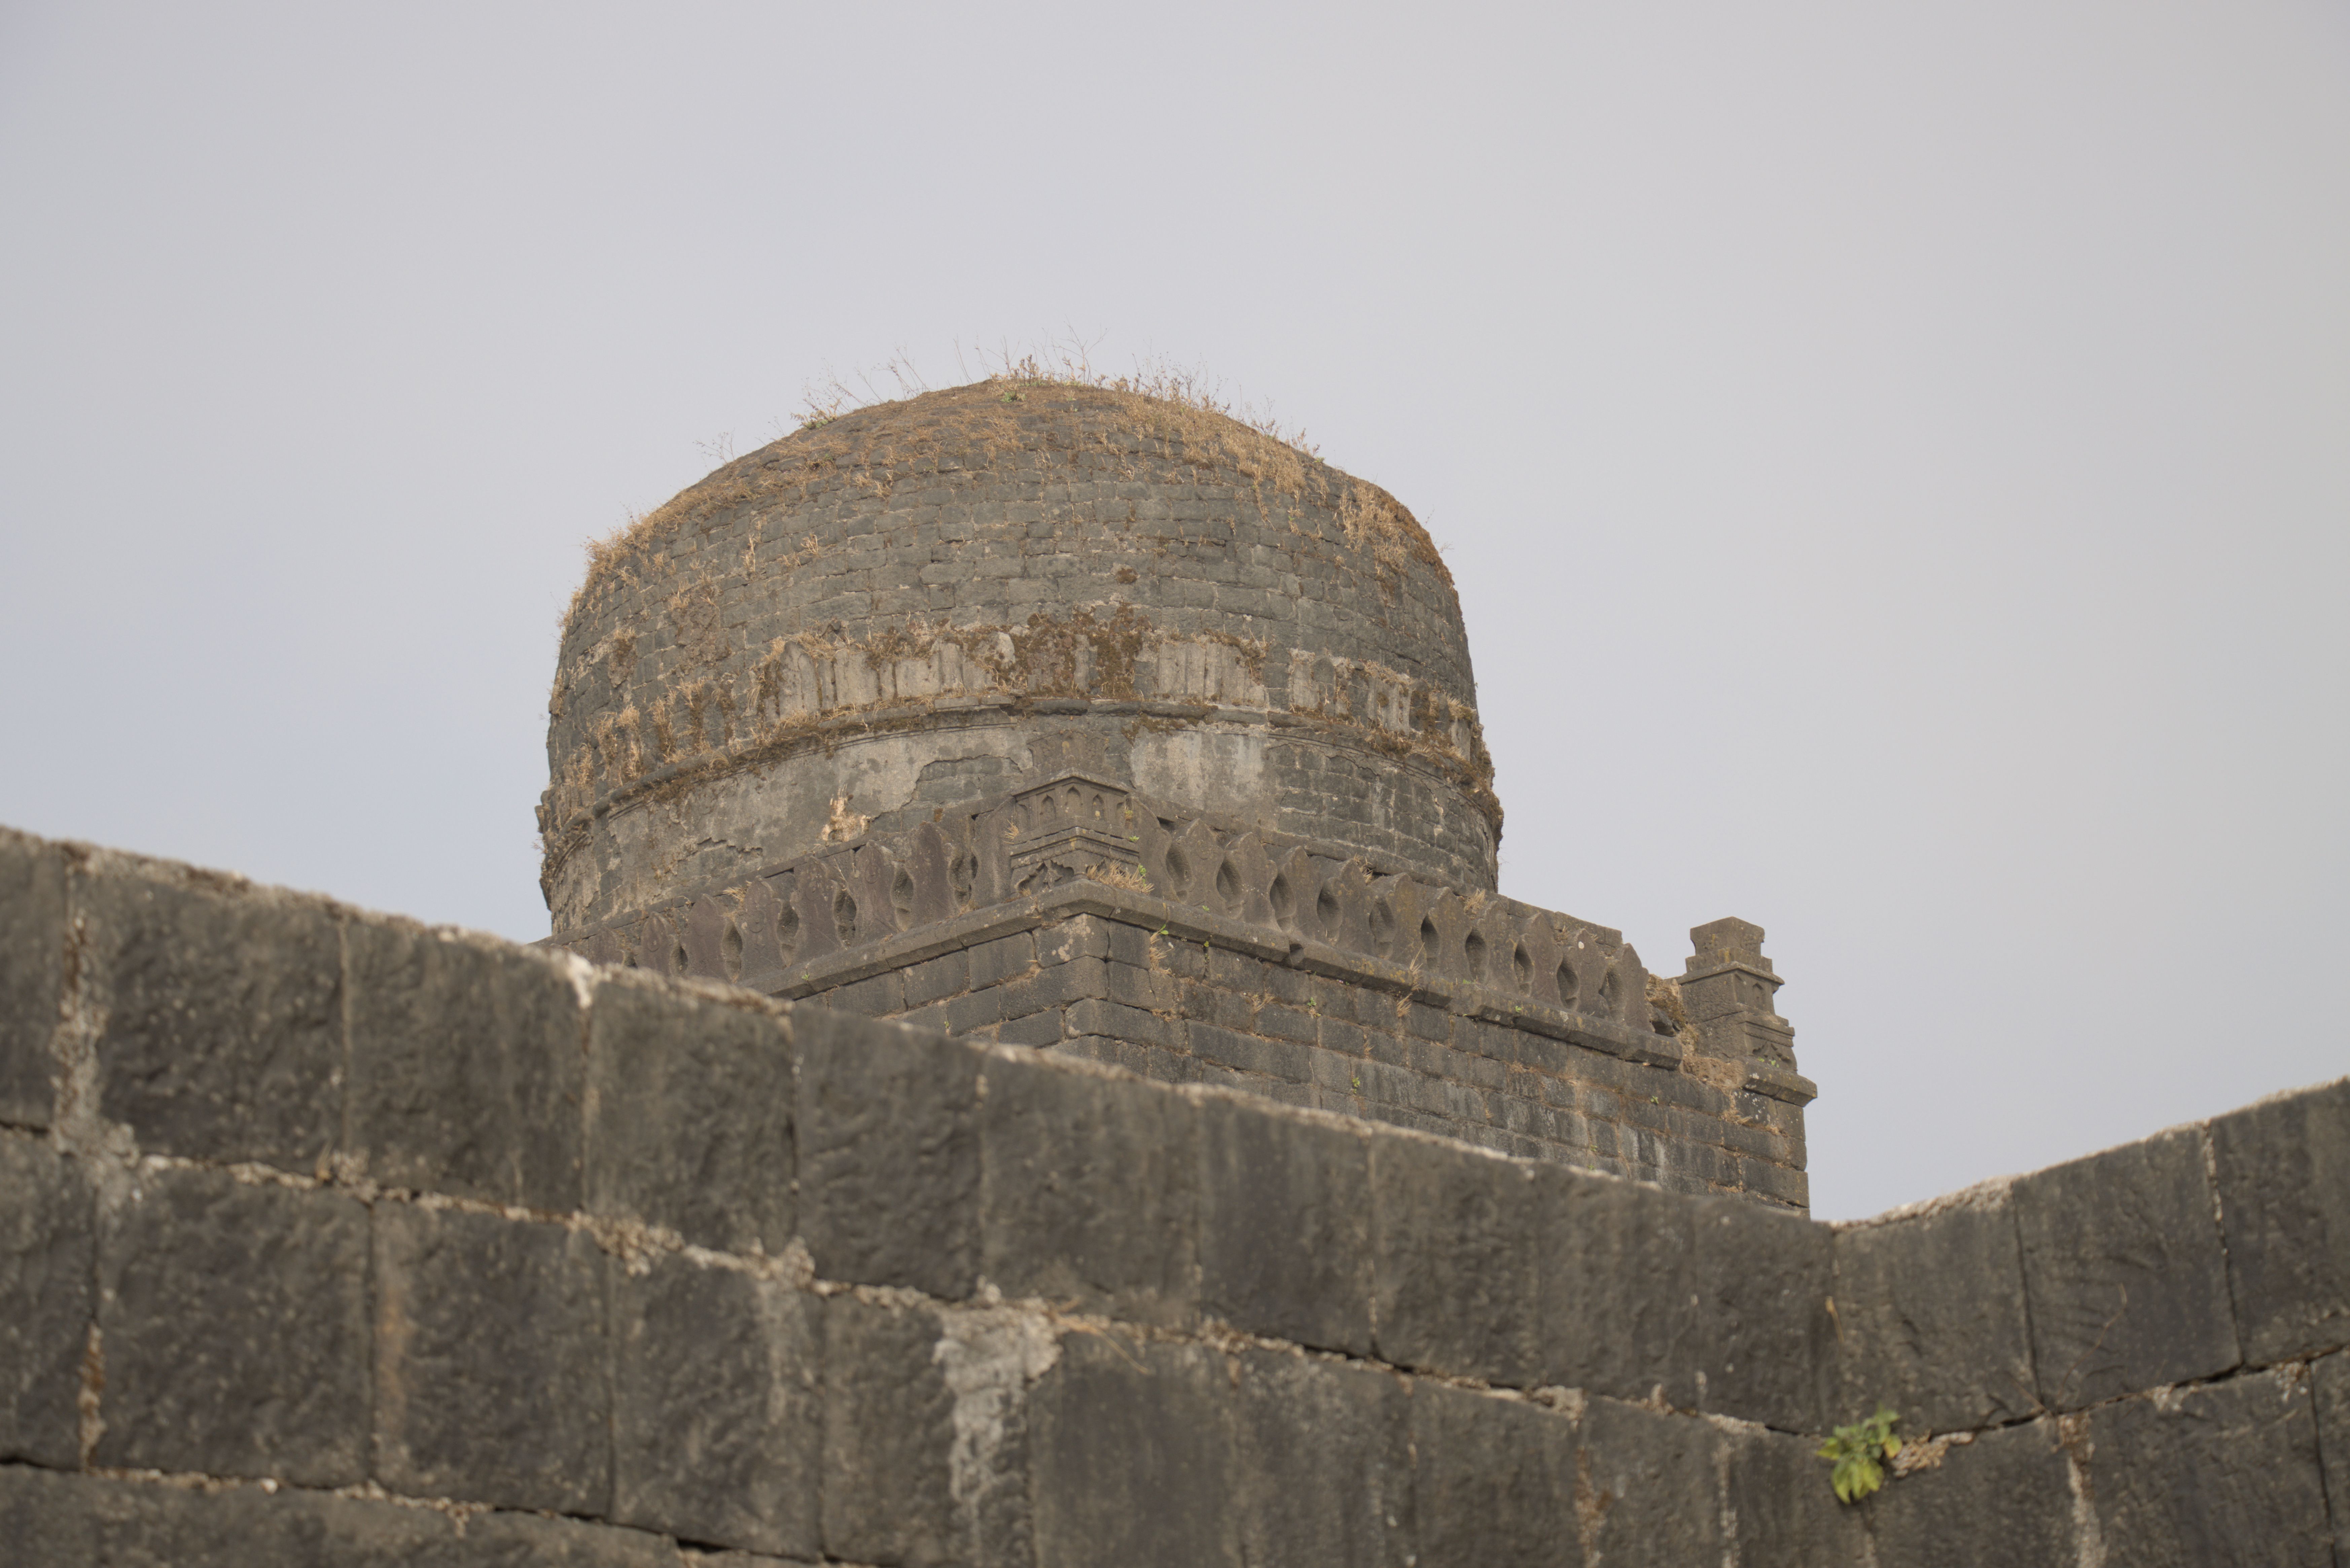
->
[0,1135,91,1467]
[995,1007,1064,1046]
[995,955,1106,1016]
[1370,1135,1539,1387]
[586,977,793,1256]
[1689,1190,1834,1429]
[2208,1077,2350,1362]
[1864,1419,2077,1568]
[2314,1351,2348,1531]
[0,833,63,1129]
[1717,1424,1870,1568]
[96,1167,367,1485]
[0,1465,471,1566]
[1187,1022,1307,1082]
[821,1296,1047,1568]
[966,930,1034,988]
[610,1252,817,1557]
[1030,1332,1237,1568]
[1199,1097,1372,1354]
[903,948,969,1007]
[2083,1369,2333,1567]
[2013,1126,2240,1409]
[1104,959,1174,1011]
[1408,1381,1578,1567]
[1065,996,1173,1048]
[828,968,905,1016]
[372,1204,608,1513]
[82,870,342,1173]
[1576,1398,1725,1564]
[980,1053,1198,1325]
[346,919,584,1210]
[459,1511,680,1564]
[1539,1168,1700,1409]
[1231,1350,1412,1568]
[822,1298,952,1564]
[798,1009,981,1297]
[1833,1185,2037,1433]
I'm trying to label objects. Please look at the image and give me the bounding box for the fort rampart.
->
[3,825,2344,1565]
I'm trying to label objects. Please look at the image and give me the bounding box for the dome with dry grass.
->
[541,378,1498,932]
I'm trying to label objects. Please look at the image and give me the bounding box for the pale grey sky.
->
[3,0,2344,1218]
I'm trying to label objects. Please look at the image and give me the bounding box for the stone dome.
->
[540,380,1498,933]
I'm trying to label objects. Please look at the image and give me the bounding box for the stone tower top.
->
[541,380,1499,932]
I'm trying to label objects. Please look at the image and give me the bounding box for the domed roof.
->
[541,379,1498,933]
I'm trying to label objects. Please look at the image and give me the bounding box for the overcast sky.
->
[4,1,2343,1219]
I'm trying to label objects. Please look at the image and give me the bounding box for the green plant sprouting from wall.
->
[1818,1406,1901,1504]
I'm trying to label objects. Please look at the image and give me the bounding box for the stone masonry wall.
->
[2,824,2346,1566]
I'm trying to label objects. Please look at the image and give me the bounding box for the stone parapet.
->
[5,823,2342,1565]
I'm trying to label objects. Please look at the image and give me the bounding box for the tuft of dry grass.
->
[1080,861,1153,893]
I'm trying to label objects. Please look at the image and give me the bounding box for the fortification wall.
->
[2,825,2345,1566]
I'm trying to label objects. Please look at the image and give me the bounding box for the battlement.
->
[548,771,1817,1207]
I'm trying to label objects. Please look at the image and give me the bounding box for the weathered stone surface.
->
[81,869,342,1172]
[1409,1381,1580,1568]
[1688,1193,1833,1427]
[1230,1350,1412,1568]
[2082,1369,2333,1567]
[372,1204,608,1513]
[0,832,63,1129]
[0,1464,469,1567]
[1576,1398,1724,1564]
[1833,1184,2038,1433]
[1030,1332,1237,1568]
[2013,1125,2240,1409]
[346,918,585,1209]
[1199,1096,1372,1355]
[1539,1167,1700,1409]
[821,1296,960,1566]
[459,1511,680,1565]
[1370,1135,1540,1387]
[798,1008,980,1298]
[979,1051,1197,1325]
[0,1134,89,1468]
[1717,1424,1870,1568]
[609,1253,816,1558]
[585,976,793,1256]
[2313,1351,2348,1531]
[1865,1419,2077,1568]
[2208,1077,2350,1363]
[96,1167,367,1485]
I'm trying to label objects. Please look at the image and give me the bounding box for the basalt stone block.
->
[1200,1097,1372,1355]
[1231,1350,1412,1568]
[799,1009,981,1298]
[2314,1352,2348,1524]
[0,833,64,1129]
[372,1205,608,1514]
[1833,1185,2038,1433]
[610,1254,817,1558]
[1030,1333,1238,1568]
[2208,1077,2350,1363]
[346,919,585,1210]
[2014,1126,2240,1409]
[980,1052,1198,1325]
[1689,1192,1835,1429]
[0,1464,95,1564]
[1576,1399,1725,1564]
[1409,1381,1580,1568]
[1864,1419,2076,1568]
[0,1136,90,1467]
[1539,1167,1700,1409]
[820,1297,981,1568]
[586,978,793,1256]
[459,1511,680,1566]
[1370,1135,1540,1387]
[96,1167,367,1485]
[1717,1424,1870,1568]
[2082,1369,2333,1567]
[81,870,342,1172]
